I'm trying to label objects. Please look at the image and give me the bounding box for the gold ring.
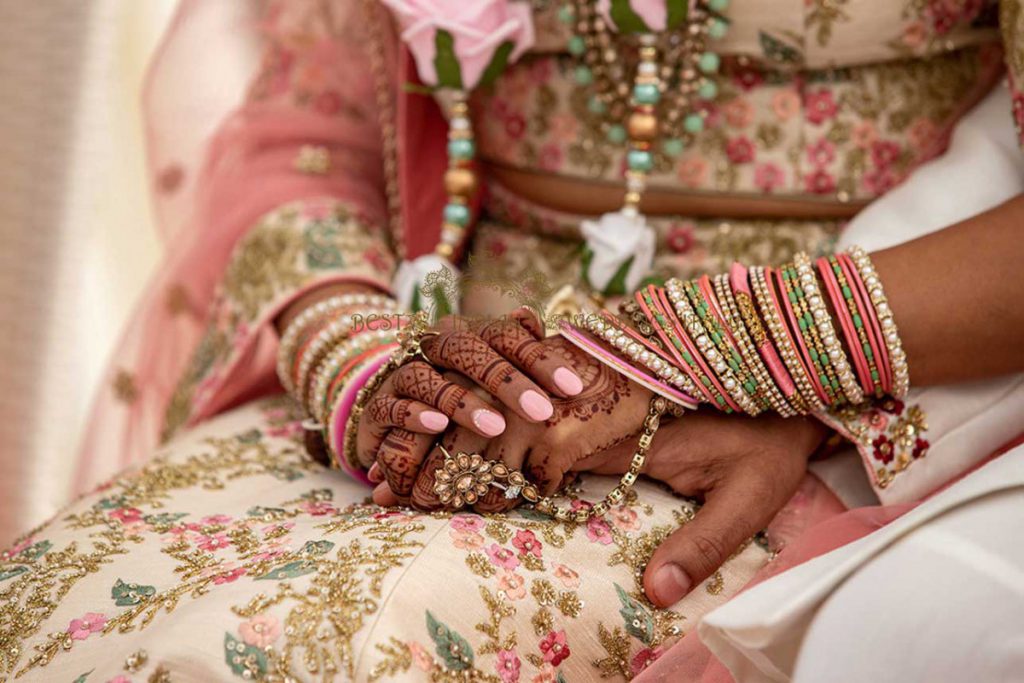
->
[433,446,540,510]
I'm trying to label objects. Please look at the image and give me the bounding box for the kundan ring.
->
[433,446,540,510]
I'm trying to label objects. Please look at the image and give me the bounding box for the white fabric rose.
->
[392,253,461,315]
[580,210,656,296]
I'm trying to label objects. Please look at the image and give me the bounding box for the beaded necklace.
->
[381,0,730,311]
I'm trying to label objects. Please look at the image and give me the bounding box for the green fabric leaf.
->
[758,31,802,64]
[246,506,288,519]
[72,671,94,683]
[615,583,655,644]
[609,0,650,33]
[603,256,636,297]
[224,632,268,678]
[411,285,423,313]
[478,40,515,88]
[433,30,464,89]
[111,578,156,606]
[18,540,52,562]
[300,540,335,557]
[426,611,474,671]
[255,560,316,581]
[0,566,28,582]
[237,429,262,444]
[580,247,595,290]
[143,512,188,527]
[666,0,688,29]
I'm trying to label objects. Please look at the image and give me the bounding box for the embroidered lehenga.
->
[3,1,1024,681]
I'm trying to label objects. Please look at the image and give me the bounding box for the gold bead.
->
[444,168,478,197]
[628,112,659,141]
[435,242,455,259]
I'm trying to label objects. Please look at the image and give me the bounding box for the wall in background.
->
[0,0,177,542]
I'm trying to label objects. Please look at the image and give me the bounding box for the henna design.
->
[422,332,519,395]
[392,361,469,415]
[476,319,548,370]
[378,428,425,496]
[366,395,413,427]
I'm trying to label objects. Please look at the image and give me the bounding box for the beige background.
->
[0,1,176,542]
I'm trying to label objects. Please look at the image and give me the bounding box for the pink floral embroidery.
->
[109,507,144,524]
[197,533,231,552]
[299,500,336,516]
[538,630,570,666]
[505,114,527,140]
[209,564,247,585]
[725,136,755,164]
[538,143,563,172]
[485,543,521,570]
[107,677,133,683]
[754,163,785,193]
[771,90,800,121]
[722,98,754,129]
[804,169,836,194]
[902,21,928,49]
[631,647,664,676]
[552,563,580,588]
[239,614,282,648]
[733,66,764,91]
[498,571,527,600]
[862,168,897,194]
[512,530,542,558]
[805,89,838,125]
[67,612,107,641]
[450,514,485,533]
[409,641,433,672]
[530,666,558,683]
[666,223,696,253]
[496,649,522,683]
[870,140,902,169]
[806,138,836,167]
[872,434,895,464]
[677,157,709,188]
[450,529,486,551]
[585,517,613,545]
[609,506,640,532]
[908,117,940,152]
[852,121,879,149]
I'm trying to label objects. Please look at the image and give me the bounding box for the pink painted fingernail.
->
[553,367,583,396]
[472,409,506,436]
[368,463,383,483]
[519,389,554,421]
[651,563,691,606]
[419,410,449,432]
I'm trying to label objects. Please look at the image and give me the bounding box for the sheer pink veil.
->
[74,0,401,491]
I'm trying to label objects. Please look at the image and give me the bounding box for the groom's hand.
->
[573,411,827,607]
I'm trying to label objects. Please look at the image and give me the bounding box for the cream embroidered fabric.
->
[1,398,767,682]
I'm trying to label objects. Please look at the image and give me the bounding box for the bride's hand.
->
[573,412,827,607]
[353,308,584,471]
[370,335,653,509]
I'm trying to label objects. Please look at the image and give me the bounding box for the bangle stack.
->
[560,246,909,419]
[276,292,402,468]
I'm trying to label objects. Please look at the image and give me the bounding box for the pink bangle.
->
[328,344,397,484]
[558,322,699,409]
[651,285,742,412]
[730,263,800,409]
[766,266,827,407]
[817,256,874,394]
[838,252,891,394]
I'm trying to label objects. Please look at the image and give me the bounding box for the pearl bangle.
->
[277,293,397,394]
[848,246,910,397]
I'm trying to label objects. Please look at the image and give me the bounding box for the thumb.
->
[643,473,771,607]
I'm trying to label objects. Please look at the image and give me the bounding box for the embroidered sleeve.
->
[1001,0,1024,144]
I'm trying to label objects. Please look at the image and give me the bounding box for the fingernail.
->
[419,410,449,432]
[553,367,583,396]
[472,409,506,436]
[368,463,383,483]
[652,563,691,606]
[519,389,554,421]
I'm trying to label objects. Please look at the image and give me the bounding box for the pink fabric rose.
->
[485,543,521,570]
[597,0,670,32]
[239,614,282,648]
[496,649,522,683]
[382,0,535,89]
[498,571,527,600]
[67,612,107,640]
